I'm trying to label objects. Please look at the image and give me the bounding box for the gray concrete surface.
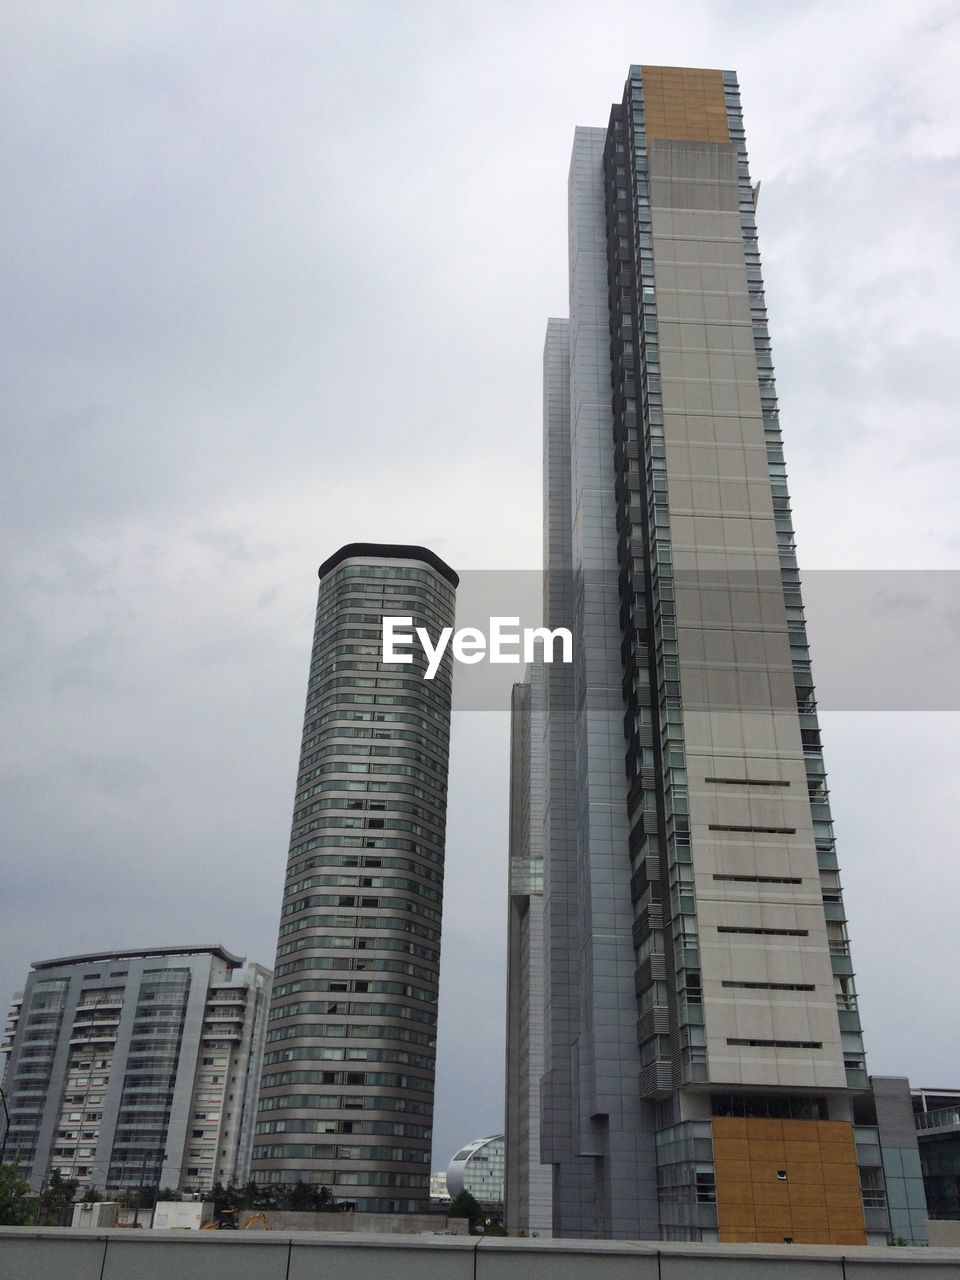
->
[1,1228,959,1280]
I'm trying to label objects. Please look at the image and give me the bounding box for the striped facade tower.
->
[252,543,457,1213]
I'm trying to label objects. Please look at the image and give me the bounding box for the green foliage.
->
[45,1169,79,1205]
[286,1180,314,1211]
[0,1164,32,1226]
[34,1169,80,1225]
[286,1180,334,1212]
[203,1180,338,1215]
[209,1181,230,1214]
[448,1189,484,1231]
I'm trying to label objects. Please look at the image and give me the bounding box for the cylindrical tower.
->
[252,543,458,1214]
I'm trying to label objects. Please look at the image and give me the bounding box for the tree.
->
[0,1164,31,1226]
[256,1181,283,1211]
[286,1180,315,1211]
[47,1170,78,1201]
[37,1170,79,1225]
[239,1180,260,1209]
[448,1189,484,1232]
[279,1180,335,1212]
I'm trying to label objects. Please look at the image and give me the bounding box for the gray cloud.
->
[2,0,959,1171]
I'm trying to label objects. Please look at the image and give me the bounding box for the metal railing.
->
[916,1105,960,1131]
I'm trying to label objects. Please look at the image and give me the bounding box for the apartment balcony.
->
[916,1105,960,1134]
[68,1030,118,1046]
[639,1059,673,1100]
[830,951,854,978]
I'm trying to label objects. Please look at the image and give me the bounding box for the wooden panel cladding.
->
[712,1116,868,1245]
[642,66,730,144]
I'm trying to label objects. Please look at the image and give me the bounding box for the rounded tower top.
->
[317,542,459,589]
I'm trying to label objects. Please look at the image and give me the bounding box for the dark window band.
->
[709,824,797,835]
[712,874,802,885]
[717,926,808,937]
[721,981,815,991]
[727,1038,822,1049]
[705,777,790,787]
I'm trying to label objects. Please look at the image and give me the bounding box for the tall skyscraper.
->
[0,945,271,1195]
[506,65,895,1246]
[251,543,458,1213]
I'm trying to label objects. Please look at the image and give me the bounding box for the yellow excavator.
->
[242,1212,271,1230]
[201,1208,271,1230]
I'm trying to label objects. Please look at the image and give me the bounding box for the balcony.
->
[830,952,854,978]
[637,1004,670,1045]
[638,1059,673,1100]
[860,1190,887,1210]
[69,1030,118,1046]
[854,1126,882,1165]
[916,1105,960,1133]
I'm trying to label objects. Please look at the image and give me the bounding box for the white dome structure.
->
[446,1135,505,1209]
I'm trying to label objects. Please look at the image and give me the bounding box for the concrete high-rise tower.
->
[0,945,271,1197]
[251,543,457,1213]
[504,66,924,1247]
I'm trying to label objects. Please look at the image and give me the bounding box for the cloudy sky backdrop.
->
[2,0,959,1171]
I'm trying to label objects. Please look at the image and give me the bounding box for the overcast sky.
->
[2,1,959,1175]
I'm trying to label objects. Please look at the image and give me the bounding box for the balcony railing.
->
[860,1190,887,1209]
[916,1106,960,1131]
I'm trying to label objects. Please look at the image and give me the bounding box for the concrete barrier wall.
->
[237,1208,468,1233]
[0,1228,958,1280]
[928,1221,960,1248]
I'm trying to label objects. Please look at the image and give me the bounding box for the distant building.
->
[913,1086,960,1223]
[446,1135,504,1213]
[0,945,271,1195]
[429,1170,450,1204]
